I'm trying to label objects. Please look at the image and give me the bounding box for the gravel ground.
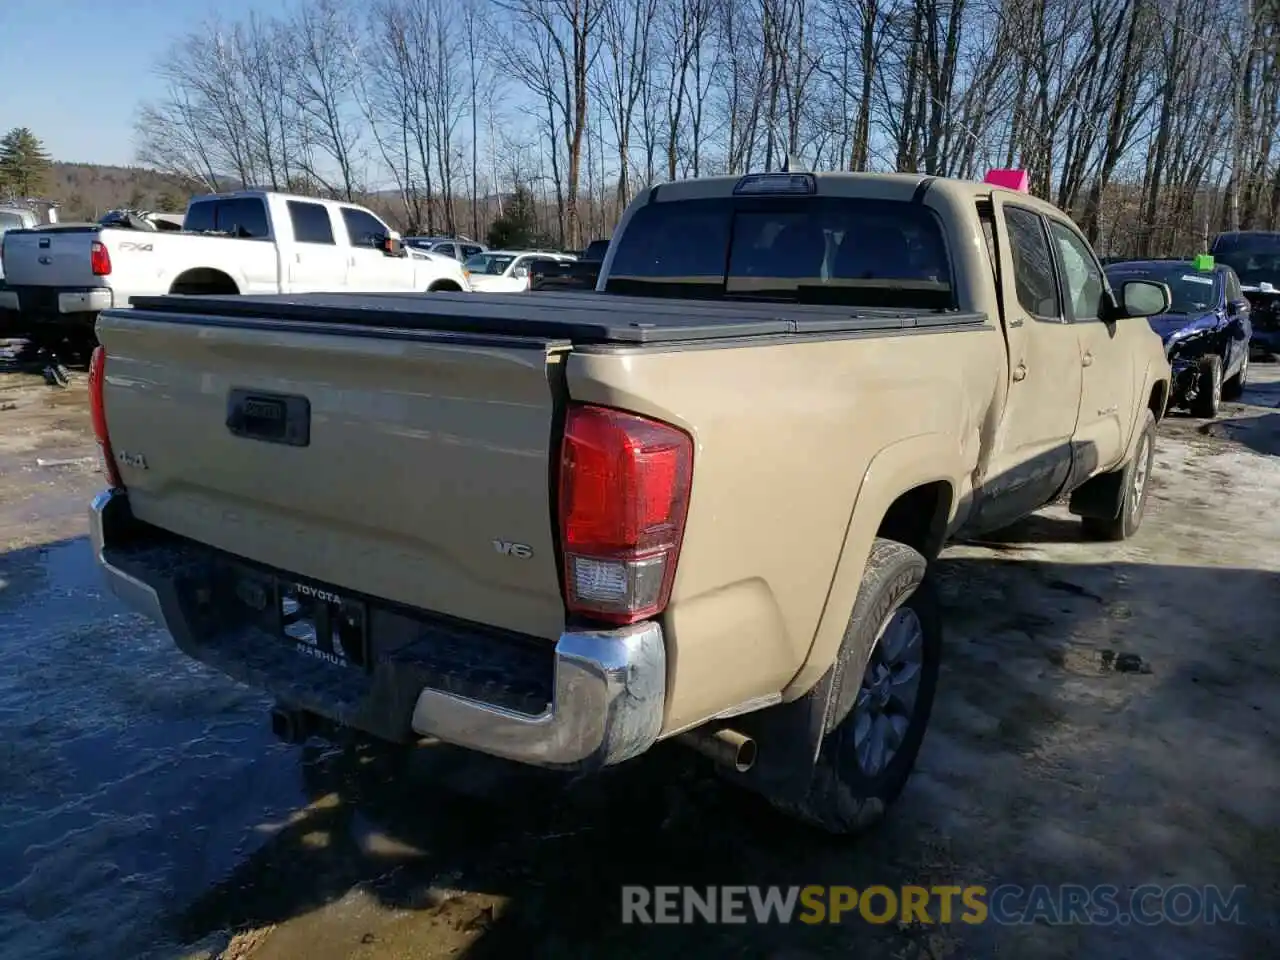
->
[0,359,1276,960]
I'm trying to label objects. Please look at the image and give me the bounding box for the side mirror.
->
[381,232,405,257]
[1227,298,1249,317]
[512,266,529,280]
[1118,279,1171,318]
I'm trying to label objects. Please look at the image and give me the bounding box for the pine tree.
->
[154,189,184,213]
[0,127,53,198]
[487,184,539,248]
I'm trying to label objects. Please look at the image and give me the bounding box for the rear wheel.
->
[1191,355,1222,418]
[777,539,941,835]
[1222,351,1248,401]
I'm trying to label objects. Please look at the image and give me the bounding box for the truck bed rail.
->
[127,291,989,346]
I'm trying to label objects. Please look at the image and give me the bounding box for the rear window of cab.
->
[605,196,955,310]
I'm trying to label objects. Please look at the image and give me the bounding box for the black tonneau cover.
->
[127,291,987,345]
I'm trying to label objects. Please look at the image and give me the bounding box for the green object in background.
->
[1193,253,1214,271]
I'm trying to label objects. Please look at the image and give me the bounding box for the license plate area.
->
[277,579,369,671]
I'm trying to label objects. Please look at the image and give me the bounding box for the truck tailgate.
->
[97,310,570,641]
[2,226,103,288]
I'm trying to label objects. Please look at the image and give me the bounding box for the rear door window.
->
[1002,207,1061,320]
[605,196,954,308]
[287,201,335,244]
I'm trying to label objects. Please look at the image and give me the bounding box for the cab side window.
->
[341,207,390,249]
[1003,207,1061,320]
[1048,220,1105,322]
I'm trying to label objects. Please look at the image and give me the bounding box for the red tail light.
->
[90,240,111,276]
[89,346,124,488]
[558,404,693,624]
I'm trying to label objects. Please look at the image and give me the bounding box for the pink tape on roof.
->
[983,169,1029,193]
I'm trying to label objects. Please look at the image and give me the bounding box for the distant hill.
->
[33,163,577,243]
[44,163,204,220]
[37,163,482,226]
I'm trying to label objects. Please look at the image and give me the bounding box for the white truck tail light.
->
[90,240,112,276]
[89,346,124,488]
[558,404,693,625]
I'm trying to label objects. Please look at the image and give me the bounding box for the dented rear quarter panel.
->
[566,318,1005,735]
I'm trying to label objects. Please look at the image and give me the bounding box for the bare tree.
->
[131,0,1280,258]
[290,0,364,198]
[361,0,425,228]
[462,0,489,236]
[501,18,569,242]
[135,85,225,191]
[497,0,605,248]
[599,0,657,205]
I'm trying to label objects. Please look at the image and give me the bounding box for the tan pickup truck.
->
[87,171,1172,834]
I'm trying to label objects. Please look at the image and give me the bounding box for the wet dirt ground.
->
[1,357,1277,960]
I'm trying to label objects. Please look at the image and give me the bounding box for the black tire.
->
[1082,409,1157,541]
[1190,355,1222,418]
[778,538,941,835]
[1222,351,1248,401]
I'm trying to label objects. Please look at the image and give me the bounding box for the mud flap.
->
[1068,468,1126,521]
[712,676,833,803]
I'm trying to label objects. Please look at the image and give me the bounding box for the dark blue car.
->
[1208,231,1280,359]
[1103,259,1252,418]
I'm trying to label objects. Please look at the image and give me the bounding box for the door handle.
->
[1008,318,1024,328]
[1012,363,1027,382]
[1082,352,1094,367]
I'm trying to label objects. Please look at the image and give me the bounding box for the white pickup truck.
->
[0,205,42,338]
[0,190,471,356]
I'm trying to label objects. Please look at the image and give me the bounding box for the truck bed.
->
[128,291,987,345]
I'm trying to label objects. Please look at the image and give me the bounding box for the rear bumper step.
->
[89,488,666,769]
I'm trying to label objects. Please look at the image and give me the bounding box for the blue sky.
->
[0,0,267,166]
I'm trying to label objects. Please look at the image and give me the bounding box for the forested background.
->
[107,0,1280,254]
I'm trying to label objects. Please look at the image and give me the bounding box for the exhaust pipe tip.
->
[677,725,757,773]
[270,704,316,745]
[731,735,758,773]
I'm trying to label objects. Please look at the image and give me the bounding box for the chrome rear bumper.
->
[409,622,665,767]
[89,488,666,769]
